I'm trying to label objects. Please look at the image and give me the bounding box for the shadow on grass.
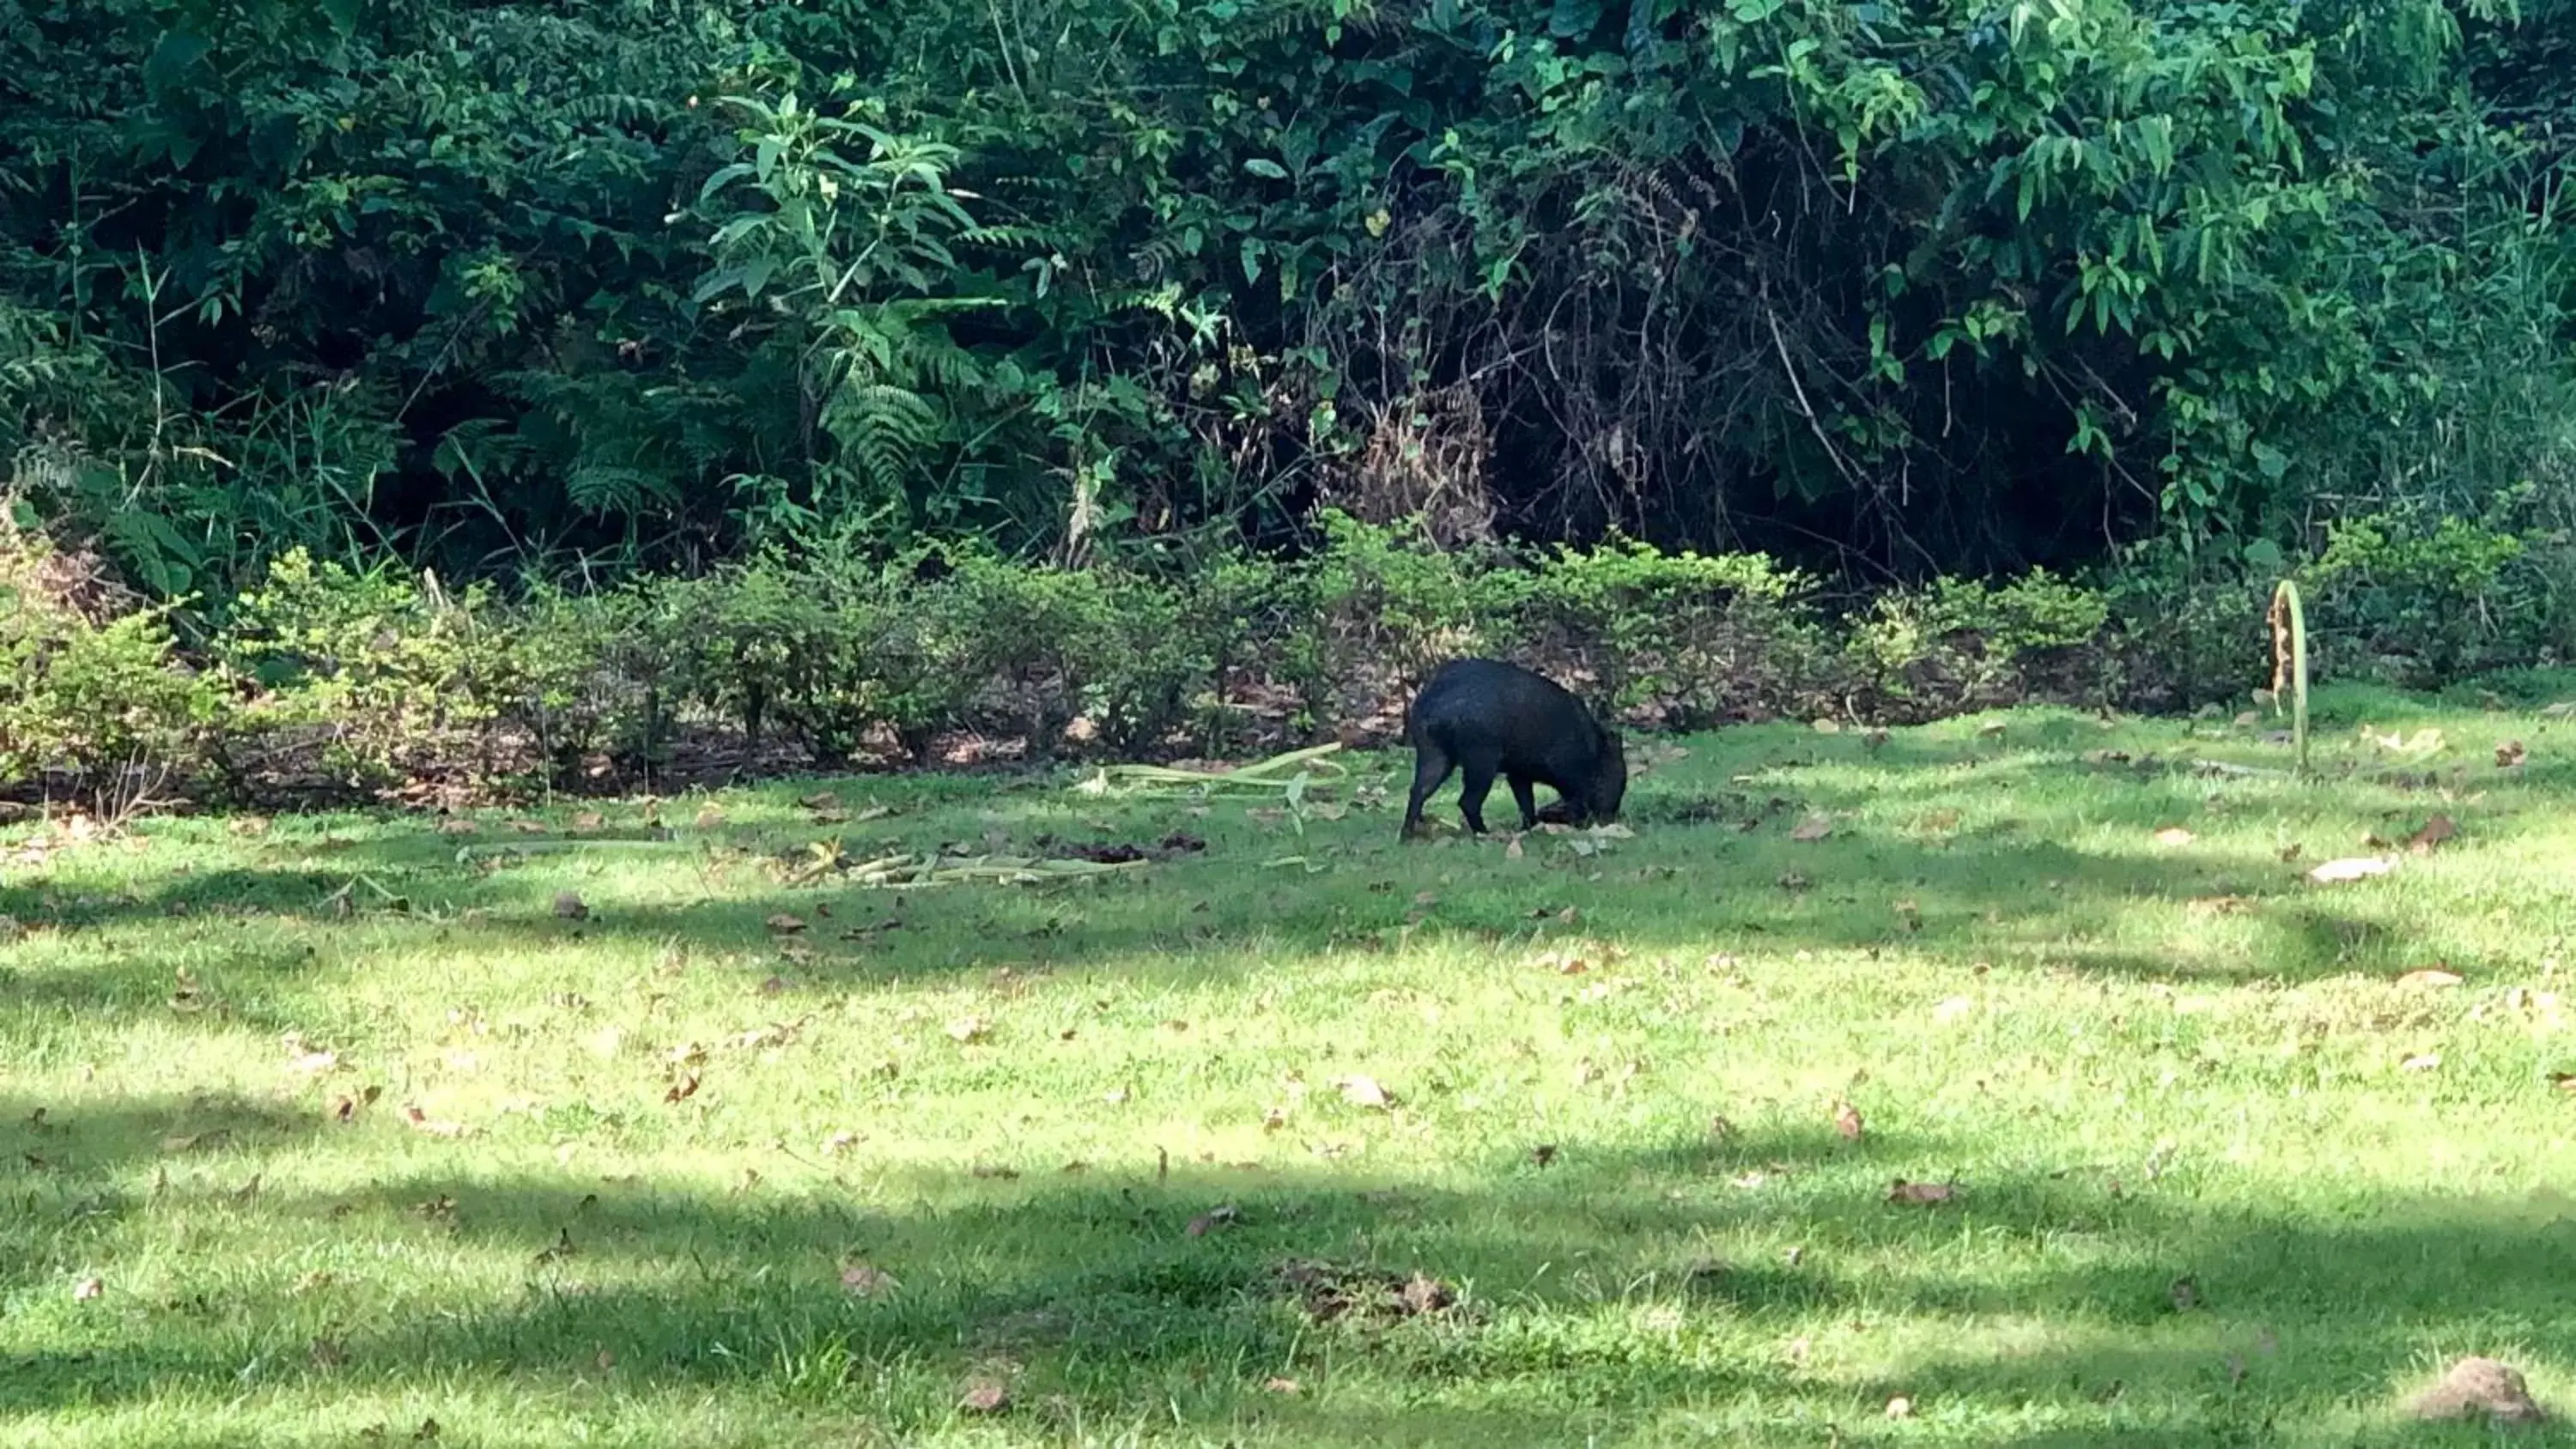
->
[5,1108,2572,1444]
[2,724,2569,1047]
[0,823,2518,1014]
[0,1090,329,1300]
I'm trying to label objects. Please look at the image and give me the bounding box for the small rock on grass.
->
[2409,1356,2549,1426]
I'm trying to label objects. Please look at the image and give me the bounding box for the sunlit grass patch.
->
[5,678,2576,1446]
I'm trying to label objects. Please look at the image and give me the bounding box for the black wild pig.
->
[1400,658,1627,838]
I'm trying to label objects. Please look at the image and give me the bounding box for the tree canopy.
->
[3,0,2567,596]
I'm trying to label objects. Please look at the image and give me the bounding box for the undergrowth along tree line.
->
[2,0,2572,601]
[3,505,2568,807]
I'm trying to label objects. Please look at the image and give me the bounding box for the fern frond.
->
[565,464,676,518]
[825,382,942,495]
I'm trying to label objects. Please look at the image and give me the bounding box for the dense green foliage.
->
[3,0,2571,601]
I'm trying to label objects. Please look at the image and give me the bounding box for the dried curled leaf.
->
[2407,815,2458,853]
[1832,1099,1864,1141]
[2309,856,2397,884]
[1185,1204,1241,1238]
[1336,1075,1394,1110]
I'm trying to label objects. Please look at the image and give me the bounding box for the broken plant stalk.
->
[2269,578,2311,778]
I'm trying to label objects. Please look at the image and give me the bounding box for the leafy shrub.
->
[1067,570,1216,755]
[0,596,221,790]
[26,503,2574,809]
[1306,510,1509,720]
[1847,570,2111,715]
[2092,539,2278,712]
[507,584,658,781]
[0,514,220,791]
[2303,509,2543,683]
[1516,541,1824,727]
[220,549,541,787]
[661,546,977,767]
[1191,551,1327,745]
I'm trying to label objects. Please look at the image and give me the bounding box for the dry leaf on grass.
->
[2308,857,2397,883]
[1887,1179,1957,1205]
[2151,826,2196,846]
[1337,1075,1394,1110]
[946,1016,991,1045]
[1789,815,1833,841]
[958,1381,1011,1415]
[2395,967,2464,990]
[2409,1356,2549,1425]
[71,1275,103,1301]
[662,1071,702,1104]
[1273,1259,1462,1324]
[1832,1099,1865,1141]
[401,1104,465,1137]
[839,1263,898,1299]
[2498,740,2529,768]
[1185,1204,1240,1238]
[765,913,806,934]
[2407,815,2459,853]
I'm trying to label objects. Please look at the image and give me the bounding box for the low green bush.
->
[0,516,222,793]
[218,549,543,787]
[8,504,2565,807]
[2302,505,2560,684]
[0,595,221,788]
[1847,568,2113,718]
[1515,540,1826,727]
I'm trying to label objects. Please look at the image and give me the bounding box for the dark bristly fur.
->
[1400,658,1627,838]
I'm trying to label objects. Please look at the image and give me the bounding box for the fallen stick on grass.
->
[1072,743,1348,800]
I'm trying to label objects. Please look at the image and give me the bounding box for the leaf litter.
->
[1273,1259,1467,1325]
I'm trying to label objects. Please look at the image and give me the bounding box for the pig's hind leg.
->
[1401,743,1456,840]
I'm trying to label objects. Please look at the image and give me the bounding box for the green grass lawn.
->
[8,679,2576,1446]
